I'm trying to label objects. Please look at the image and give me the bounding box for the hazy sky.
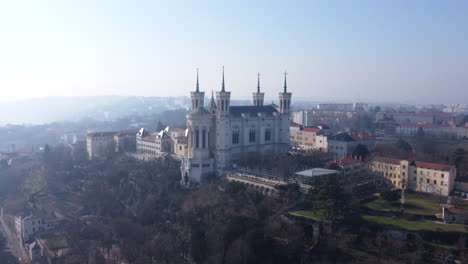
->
[0,0,467,104]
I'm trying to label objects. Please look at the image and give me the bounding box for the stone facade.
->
[86,132,117,160]
[370,156,457,196]
[180,70,291,185]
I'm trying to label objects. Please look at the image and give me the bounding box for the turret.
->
[278,72,292,114]
[216,67,231,116]
[190,68,205,110]
[252,72,264,106]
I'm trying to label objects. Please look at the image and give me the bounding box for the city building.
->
[327,132,376,159]
[316,103,367,111]
[376,112,464,125]
[290,125,322,150]
[442,207,468,224]
[395,123,468,139]
[329,157,364,177]
[180,70,291,185]
[114,131,137,152]
[15,215,57,243]
[86,132,117,160]
[370,156,456,196]
[292,110,314,126]
[136,127,173,159]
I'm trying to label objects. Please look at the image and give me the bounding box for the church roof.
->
[229,105,278,117]
[207,96,217,112]
[189,106,211,116]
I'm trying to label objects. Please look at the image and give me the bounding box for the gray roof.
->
[229,105,278,117]
[189,106,211,116]
[294,168,339,178]
[328,132,354,142]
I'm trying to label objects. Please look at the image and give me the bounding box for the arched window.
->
[232,127,240,144]
[195,129,200,148]
[202,130,206,148]
[265,127,271,141]
[249,126,256,143]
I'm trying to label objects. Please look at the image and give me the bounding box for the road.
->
[0,215,29,263]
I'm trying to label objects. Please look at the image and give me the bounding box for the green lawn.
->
[363,192,443,216]
[292,209,325,219]
[363,198,400,211]
[362,215,468,232]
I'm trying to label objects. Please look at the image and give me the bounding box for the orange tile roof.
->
[302,127,321,133]
[413,161,451,171]
[373,156,402,165]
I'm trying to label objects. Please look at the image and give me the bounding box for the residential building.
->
[15,215,57,243]
[442,207,468,224]
[329,157,364,176]
[316,103,367,111]
[136,127,173,159]
[370,156,456,196]
[376,112,464,125]
[180,70,291,185]
[327,132,376,159]
[396,123,468,139]
[86,132,117,160]
[114,131,137,152]
[290,125,322,150]
[292,110,314,126]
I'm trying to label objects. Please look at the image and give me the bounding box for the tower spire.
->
[257,72,261,93]
[196,68,200,92]
[283,71,288,93]
[221,66,225,92]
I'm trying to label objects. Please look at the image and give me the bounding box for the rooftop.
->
[87,132,117,137]
[413,161,451,171]
[229,105,278,117]
[373,156,402,165]
[294,168,339,178]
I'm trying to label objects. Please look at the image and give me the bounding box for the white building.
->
[86,132,117,160]
[180,70,292,185]
[15,215,56,243]
[396,123,468,139]
[136,127,173,159]
[327,132,376,159]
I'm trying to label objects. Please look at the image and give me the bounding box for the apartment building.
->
[290,123,330,151]
[370,156,456,196]
[86,132,117,160]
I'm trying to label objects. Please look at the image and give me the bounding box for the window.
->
[434,172,437,176]
[441,173,444,178]
[403,165,406,169]
[441,181,444,186]
[433,180,437,185]
[414,177,417,181]
[249,129,256,143]
[265,129,271,141]
[427,172,430,176]
[195,130,199,148]
[420,171,423,175]
[232,131,239,144]
[426,179,430,184]
[419,178,423,182]
[202,130,206,148]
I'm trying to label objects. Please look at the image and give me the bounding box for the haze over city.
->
[1,0,467,104]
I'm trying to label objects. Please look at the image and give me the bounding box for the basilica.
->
[180,68,292,185]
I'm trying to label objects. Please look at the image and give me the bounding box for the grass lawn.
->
[362,214,468,232]
[363,192,443,216]
[363,198,400,211]
[292,209,325,219]
[404,192,443,215]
